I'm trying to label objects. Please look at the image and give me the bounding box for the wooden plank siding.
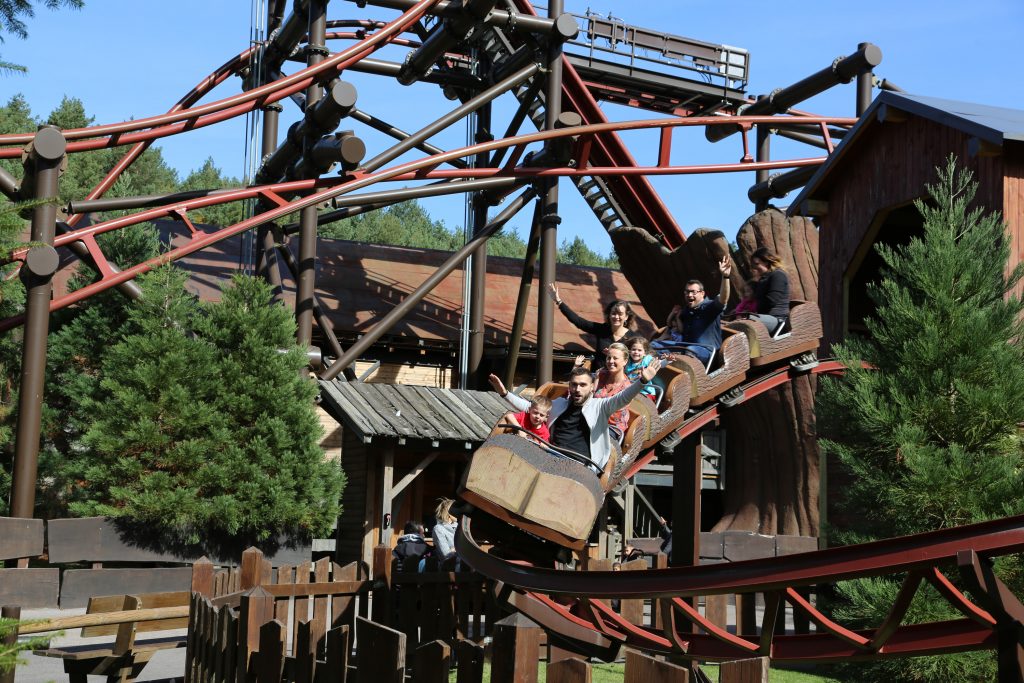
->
[815,114,1014,348]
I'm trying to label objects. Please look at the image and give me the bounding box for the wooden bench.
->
[34,590,189,683]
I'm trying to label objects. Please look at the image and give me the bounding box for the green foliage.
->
[558,235,619,269]
[0,0,84,40]
[0,0,84,73]
[817,157,1024,681]
[0,617,51,674]
[179,157,244,227]
[67,269,343,544]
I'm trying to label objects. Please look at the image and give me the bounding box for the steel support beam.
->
[296,0,328,348]
[706,43,882,142]
[359,61,541,173]
[747,165,817,204]
[466,94,492,389]
[346,0,571,36]
[319,186,537,381]
[856,42,874,116]
[349,108,468,168]
[754,95,771,212]
[503,199,542,387]
[536,0,564,387]
[10,127,65,519]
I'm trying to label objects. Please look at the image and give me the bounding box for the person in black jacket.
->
[748,247,790,335]
[547,283,638,356]
[392,521,430,572]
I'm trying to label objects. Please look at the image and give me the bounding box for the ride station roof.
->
[318,377,509,447]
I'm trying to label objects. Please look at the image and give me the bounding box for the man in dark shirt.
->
[652,256,732,367]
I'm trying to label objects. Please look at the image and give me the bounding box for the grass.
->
[447,660,842,682]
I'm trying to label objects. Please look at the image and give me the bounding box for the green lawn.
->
[447,660,841,682]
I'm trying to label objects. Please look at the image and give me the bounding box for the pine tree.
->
[69,268,343,546]
[817,157,1024,681]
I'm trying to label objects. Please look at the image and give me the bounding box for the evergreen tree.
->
[178,157,243,227]
[69,268,343,545]
[817,157,1024,681]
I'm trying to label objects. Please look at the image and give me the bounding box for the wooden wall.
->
[816,115,1015,347]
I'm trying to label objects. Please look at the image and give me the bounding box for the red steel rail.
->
[0,114,851,333]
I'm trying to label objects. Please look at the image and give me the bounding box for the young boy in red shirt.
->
[497,395,552,443]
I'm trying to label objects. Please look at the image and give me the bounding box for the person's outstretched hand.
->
[641,357,662,382]
[487,373,508,397]
[718,255,732,278]
[547,283,562,305]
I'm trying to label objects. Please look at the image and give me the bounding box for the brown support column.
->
[10,126,65,520]
[255,102,283,279]
[503,200,542,387]
[466,96,492,390]
[754,95,771,213]
[536,0,564,387]
[856,42,874,116]
[490,613,541,683]
[296,0,327,347]
[669,431,702,637]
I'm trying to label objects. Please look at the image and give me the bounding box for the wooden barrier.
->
[0,516,57,608]
[719,656,770,683]
[356,617,405,683]
[490,612,541,683]
[548,657,592,683]
[624,648,690,683]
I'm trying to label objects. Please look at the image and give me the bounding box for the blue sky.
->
[4,0,1022,254]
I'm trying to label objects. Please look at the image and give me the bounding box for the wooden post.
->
[0,605,20,683]
[455,639,486,683]
[735,594,758,637]
[238,587,274,683]
[240,548,266,590]
[294,619,316,683]
[371,545,393,626]
[191,557,215,598]
[719,656,769,683]
[704,594,728,631]
[490,613,541,683]
[255,620,285,683]
[356,617,406,683]
[624,648,689,683]
[791,587,811,634]
[651,552,668,630]
[325,624,351,683]
[381,447,395,546]
[414,639,451,683]
[548,657,592,683]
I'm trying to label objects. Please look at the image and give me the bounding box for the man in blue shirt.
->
[652,256,732,367]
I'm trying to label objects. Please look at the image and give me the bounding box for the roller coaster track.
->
[0,112,846,334]
[454,363,1024,663]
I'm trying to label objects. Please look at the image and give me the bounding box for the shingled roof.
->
[319,377,510,447]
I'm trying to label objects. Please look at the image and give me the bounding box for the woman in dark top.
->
[748,247,790,334]
[547,283,638,355]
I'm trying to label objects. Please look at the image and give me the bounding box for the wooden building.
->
[788,91,1024,348]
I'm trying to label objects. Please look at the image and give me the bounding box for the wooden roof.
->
[176,232,655,353]
[319,378,510,447]
[790,91,1024,213]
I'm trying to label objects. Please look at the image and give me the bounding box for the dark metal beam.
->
[856,42,874,116]
[706,43,882,142]
[466,93,492,389]
[747,165,817,204]
[359,61,541,173]
[296,0,328,348]
[503,198,542,387]
[536,0,564,387]
[10,126,65,520]
[319,186,538,381]
[349,108,468,169]
[345,0,571,36]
